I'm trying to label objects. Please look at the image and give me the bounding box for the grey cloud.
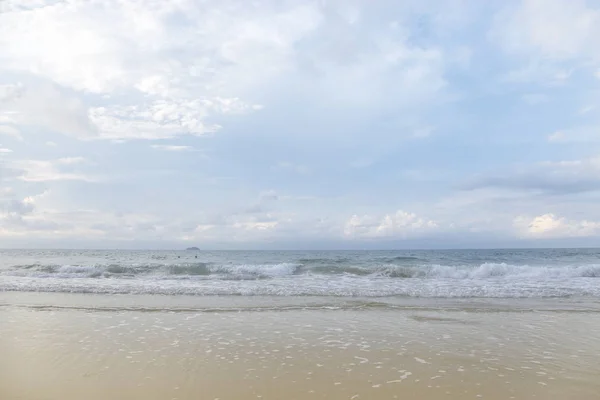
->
[19,218,61,231]
[1,198,37,227]
[236,190,280,215]
[462,174,600,194]
[4,198,34,215]
[259,190,279,202]
[242,204,265,214]
[0,163,24,181]
[461,159,600,195]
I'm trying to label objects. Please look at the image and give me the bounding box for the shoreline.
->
[3,291,600,312]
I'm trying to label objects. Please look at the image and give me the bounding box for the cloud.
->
[57,157,86,165]
[491,0,600,61]
[0,207,168,240]
[412,126,435,138]
[150,145,194,152]
[0,0,322,95]
[276,162,311,175]
[3,1,600,248]
[0,83,97,137]
[462,155,600,195]
[548,127,600,143]
[258,190,279,202]
[180,213,285,242]
[88,99,243,141]
[0,190,49,226]
[579,105,595,115]
[0,125,22,140]
[344,210,439,239]
[232,219,279,232]
[0,0,452,142]
[521,93,549,105]
[0,147,12,153]
[491,0,600,84]
[0,0,314,140]
[11,157,94,182]
[502,61,573,85]
[515,213,600,238]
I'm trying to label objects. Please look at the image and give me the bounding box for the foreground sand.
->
[1,293,600,400]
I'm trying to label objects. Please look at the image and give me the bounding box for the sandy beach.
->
[2,292,599,400]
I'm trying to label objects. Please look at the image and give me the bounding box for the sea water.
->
[1,248,599,298]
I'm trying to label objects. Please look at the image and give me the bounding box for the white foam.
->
[208,263,300,277]
[2,261,600,298]
[382,263,600,279]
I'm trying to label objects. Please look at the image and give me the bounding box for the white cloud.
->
[548,127,600,143]
[548,131,565,142]
[503,62,573,85]
[89,100,220,140]
[344,210,439,239]
[522,93,549,105]
[151,145,194,152]
[12,157,93,182]
[0,147,12,153]
[89,97,262,140]
[515,213,600,238]
[0,0,318,140]
[232,220,278,231]
[491,0,600,84]
[0,83,96,137]
[0,124,22,140]
[0,207,169,240]
[276,162,311,175]
[0,0,451,142]
[492,0,600,61]
[539,156,600,171]
[412,126,435,138]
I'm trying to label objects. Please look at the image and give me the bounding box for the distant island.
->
[185,247,200,251]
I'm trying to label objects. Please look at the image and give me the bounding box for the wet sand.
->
[1,293,600,400]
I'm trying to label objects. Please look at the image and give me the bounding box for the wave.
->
[1,262,302,280]
[2,274,599,298]
[379,256,423,263]
[367,263,600,279]
[3,262,600,280]
[297,257,351,264]
[307,263,600,279]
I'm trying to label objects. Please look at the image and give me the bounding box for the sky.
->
[0,0,599,249]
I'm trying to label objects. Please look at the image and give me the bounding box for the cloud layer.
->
[1,0,600,248]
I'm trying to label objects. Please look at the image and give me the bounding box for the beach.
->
[2,292,600,400]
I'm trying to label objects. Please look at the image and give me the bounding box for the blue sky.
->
[1,0,599,249]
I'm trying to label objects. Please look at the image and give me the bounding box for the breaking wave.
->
[2,259,600,298]
[3,262,600,280]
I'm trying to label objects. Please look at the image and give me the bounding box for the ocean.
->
[2,248,600,298]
